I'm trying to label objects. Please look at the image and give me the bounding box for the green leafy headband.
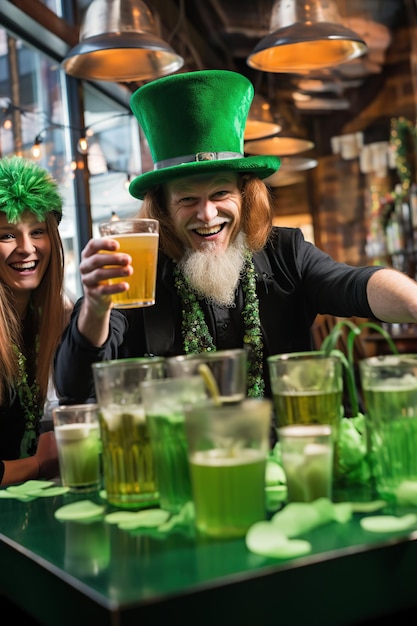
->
[0,155,63,224]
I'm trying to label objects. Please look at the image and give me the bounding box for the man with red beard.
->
[54,70,417,426]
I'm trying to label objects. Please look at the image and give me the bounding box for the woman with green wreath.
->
[0,156,71,486]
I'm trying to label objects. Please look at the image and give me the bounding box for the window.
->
[0,6,143,300]
[0,29,79,299]
[82,84,142,237]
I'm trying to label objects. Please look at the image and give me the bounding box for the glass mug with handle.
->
[92,357,166,509]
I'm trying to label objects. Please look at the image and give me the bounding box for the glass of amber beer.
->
[99,218,159,308]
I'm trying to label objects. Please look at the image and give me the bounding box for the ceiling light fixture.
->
[245,135,314,157]
[247,0,367,73]
[293,95,350,111]
[62,0,184,82]
[295,77,363,93]
[244,94,282,141]
[263,156,318,187]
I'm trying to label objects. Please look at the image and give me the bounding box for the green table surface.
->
[1,487,417,626]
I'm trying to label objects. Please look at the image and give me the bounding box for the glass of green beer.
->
[141,376,208,513]
[359,354,417,504]
[183,398,272,538]
[52,403,102,493]
[268,351,343,428]
[268,351,343,457]
[91,357,166,509]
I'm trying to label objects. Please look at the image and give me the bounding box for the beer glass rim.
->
[359,354,417,377]
[140,375,205,390]
[360,354,417,366]
[268,350,340,363]
[166,348,246,363]
[53,403,100,412]
[184,397,272,413]
[91,356,165,371]
[99,217,159,229]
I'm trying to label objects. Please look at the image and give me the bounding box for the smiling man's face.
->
[166,172,242,254]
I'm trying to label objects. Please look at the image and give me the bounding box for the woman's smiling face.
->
[0,210,51,296]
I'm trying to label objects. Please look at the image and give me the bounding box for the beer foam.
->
[55,423,97,441]
[369,374,417,391]
[100,403,145,430]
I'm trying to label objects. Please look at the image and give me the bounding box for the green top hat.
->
[129,70,281,200]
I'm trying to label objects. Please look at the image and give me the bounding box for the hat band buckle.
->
[154,151,243,170]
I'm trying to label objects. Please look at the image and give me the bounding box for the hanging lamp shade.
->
[247,0,368,73]
[265,171,305,186]
[244,94,282,141]
[62,0,184,82]
[263,156,317,186]
[245,135,314,157]
[293,94,350,111]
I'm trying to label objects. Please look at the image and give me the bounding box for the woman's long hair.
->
[0,212,67,406]
[140,174,274,261]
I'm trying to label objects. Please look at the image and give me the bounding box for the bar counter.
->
[1,488,417,625]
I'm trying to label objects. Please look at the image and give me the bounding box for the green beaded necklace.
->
[13,340,41,458]
[173,250,264,397]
